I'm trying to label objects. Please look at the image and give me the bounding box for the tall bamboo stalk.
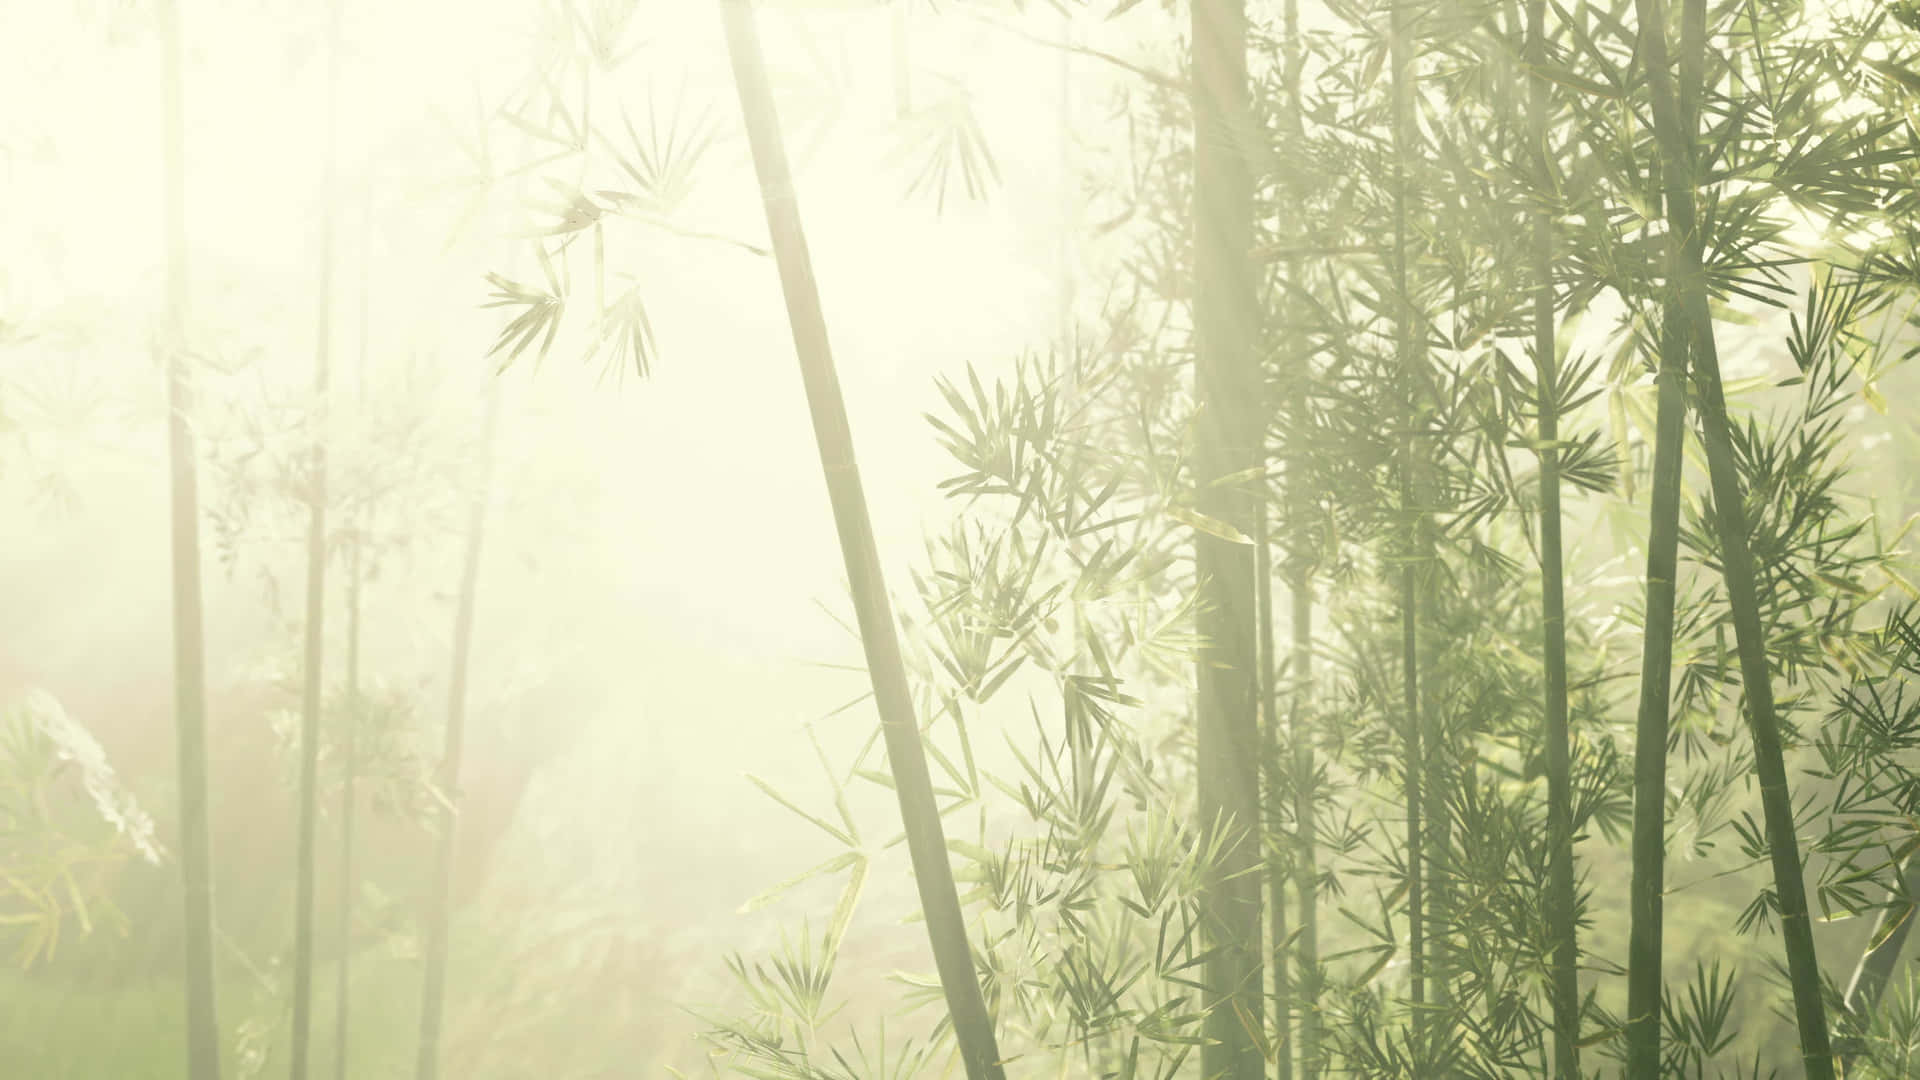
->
[1191,0,1265,1076]
[716,3,1004,1076]
[330,184,373,1080]
[1621,0,1692,1062]
[1280,0,1320,1072]
[415,384,499,1080]
[1258,509,1290,1080]
[161,2,222,1075]
[1526,0,1581,1074]
[290,4,343,1076]
[1662,2,1835,1063]
[1385,0,1428,1037]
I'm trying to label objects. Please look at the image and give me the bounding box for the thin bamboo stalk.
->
[717,3,1004,1076]
[161,1,222,1075]
[290,3,343,1075]
[414,385,499,1080]
[330,182,374,1080]
[1526,0,1581,1074]
[1629,1,1836,1074]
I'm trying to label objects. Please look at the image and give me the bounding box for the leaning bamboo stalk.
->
[1627,0,1836,1075]
[716,3,1004,1077]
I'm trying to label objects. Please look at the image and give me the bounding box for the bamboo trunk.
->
[1280,1,1320,1072]
[1629,0,1835,1074]
[331,184,373,1080]
[716,3,1004,1076]
[1191,1,1265,1076]
[1259,511,1291,1080]
[415,385,499,1080]
[161,2,223,1075]
[290,4,343,1076]
[1385,0,1429,1040]
[1621,0,1692,1059]
[1526,0,1581,1074]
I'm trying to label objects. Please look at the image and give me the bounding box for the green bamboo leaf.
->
[1164,504,1253,545]
[736,851,862,915]
[745,774,855,847]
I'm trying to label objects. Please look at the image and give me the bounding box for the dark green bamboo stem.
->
[1527,1,1581,1074]
[1690,265,1837,1080]
[1630,0,1835,1074]
[1191,1,1265,1075]
[1622,0,1692,1064]
[415,385,498,1080]
[291,4,342,1076]
[162,2,222,1075]
[717,3,1004,1076]
[1686,210,1838,1080]
[1623,0,1702,1074]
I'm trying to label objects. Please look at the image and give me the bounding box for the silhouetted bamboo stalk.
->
[1526,0,1581,1074]
[1622,0,1693,1065]
[717,3,1004,1076]
[290,3,343,1076]
[1626,1,1837,1074]
[415,383,499,1080]
[1666,14,1835,1072]
[161,2,222,1075]
[1191,0,1265,1075]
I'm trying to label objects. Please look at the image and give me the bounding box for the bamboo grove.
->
[46,0,1920,1076]
[611,0,1920,1077]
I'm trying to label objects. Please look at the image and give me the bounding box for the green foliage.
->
[0,690,157,970]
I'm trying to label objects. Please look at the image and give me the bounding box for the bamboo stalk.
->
[1259,507,1291,1080]
[415,384,499,1080]
[161,1,222,1075]
[1192,0,1265,1075]
[331,182,374,1080]
[290,3,343,1075]
[1628,1,1835,1074]
[1385,0,1429,1041]
[716,3,1004,1076]
[1279,1,1320,1072]
[1526,0,1581,1074]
